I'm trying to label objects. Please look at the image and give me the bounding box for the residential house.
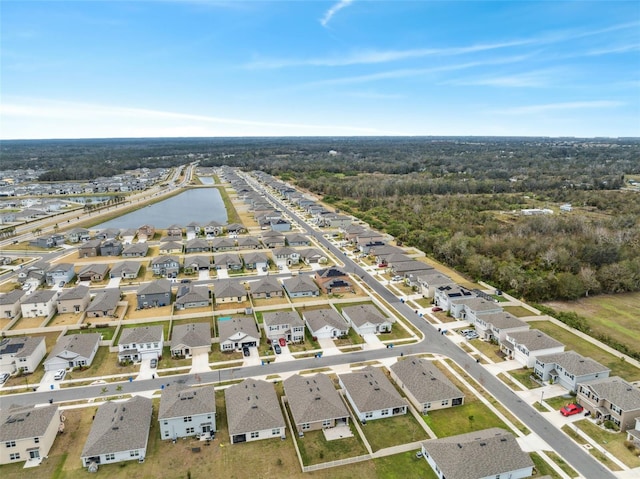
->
[159,241,183,255]
[109,261,141,280]
[78,239,102,258]
[421,428,534,479]
[284,374,350,435]
[282,275,319,298]
[150,255,180,278]
[158,385,216,440]
[272,247,301,268]
[473,311,529,342]
[45,263,75,286]
[210,237,236,252]
[577,377,640,431]
[303,308,349,339]
[95,228,120,240]
[270,218,291,232]
[449,297,502,321]
[314,267,353,294]
[433,285,475,312]
[242,251,269,271]
[218,315,260,352]
[214,252,243,271]
[137,279,172,309]
[137,225,155,242]
[165,224,183,239]
[29,234,65,249]
[80,396,153,468]
[0,290,25,319]
[57,285,91,313]
[175,285,210,310]
[501,330,565,368]
[18,260,48,288]
[183,255,212,274]
[377,253,412,268]
[261,231,285,249]
[20,290,57,318]
[213,279,247,304]
[390,260,433,279]
[78,263,110,282]
[339,366,408,422]
[249,276,284,300]
[226,223,246,234]
[86,289,121,318]
[0,404,61,465]
[416,270,455,298]
[390,358,464,414]
[100,239,123,256]
[534,351,610,392]
[203,221,224,237]
[285,233,311,247]
[341,303,393,335]
[184,238,210,254]
[170,322,211,357]
[122,243,149,258]
[44,333,100,371]
[236,236,261,250]
[118,325,164,362]
[185,222,200,239]
[225,378,286,444]
[299,247,326,265]
[262,310,304,343]
[120,229,137,245]
[627,418,640,446]
[66,227,91,243]
[0,336,46,375]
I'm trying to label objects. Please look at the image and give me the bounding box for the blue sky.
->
[1,1,639,139]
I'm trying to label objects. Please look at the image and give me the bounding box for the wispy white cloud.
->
[494,101,624,115]
[588,44,640,56]
[444,69,561,88]
[0,98,390,139]
[320,0,354,28]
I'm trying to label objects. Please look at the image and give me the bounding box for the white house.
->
[20,290,57,318]
[262,310,305,344]
[0,404,61,465]
[0,290,25,319]
[534,351,610,392]
[81,396,153,468]
[218,316,260,352]
[341,303,393,335]
[501,330,565,368]
[303,308,349,340]
[44,333,101,371]
[158,385,216,440]
[118,325,164,362]
[0,336,46,375]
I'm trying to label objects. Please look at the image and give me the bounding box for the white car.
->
[53,369,66,380]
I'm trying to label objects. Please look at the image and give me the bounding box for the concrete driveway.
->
[198,270,211,280]
[136,359,153,380]
[362,333,385,350]
[242,347,263,366]
[273,344,294,363]
[216,268,229,279]
[37,370,61,392]
[189,350,211,373]
[317,337,340,356]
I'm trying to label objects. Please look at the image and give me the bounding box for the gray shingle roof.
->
[242,251,269,264]
[110,261,141,277]
[0,289,25,305]
[341,304,389,327]
[339,366,407,413]
[451,297,502,313]
[476,311,527,330]
[184,255,212,269]
[262,310,303,329]
[0,404,59,442]
[119,325,163,345]
[171,322,211,348]
[214,279,246,299]
[282,275,319,294]
[284,374,349,426]
[0,336,45,358]
[421,428,533,479]
[390,358,464,404]
[78,264,110,277]
[47,333,100,361]
[175,285,210,305]
[581,376,640,412]
[217,316,258,342]
[122,243,149,255]
[249,276,283,295]
[81,396,153,458]
[58,285,90,301]
[138,279,172,296]
[416,270,454,286]
[224,378,285,436]
[21,289,57,305]
[86,288,120,313]
[158,385,216,420]
[304,308,348,332]
[508,330,564,352]
[536,351,610,377]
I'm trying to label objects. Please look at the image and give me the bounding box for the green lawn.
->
[422,401,506,438]
[75,326,116,340]
[361,413,430,451]
[531,322,640,381]
[544,292,640,361]
[530,452,561,479]
[502,305,535,317]
[469,338,505,362]
[561,425,623,472]
[545,451,579,477]
[373,451,438,479]
[509,368,543,389]
[573,419,640,468]
[295,423,367,465]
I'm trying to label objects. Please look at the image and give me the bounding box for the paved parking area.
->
[216,268,229,279]
[242,347,263,366]
[317,337,340,356]
[190,350,211,373]
[198,270,211,280]
[362,333,385,350]
[135,359,153,380]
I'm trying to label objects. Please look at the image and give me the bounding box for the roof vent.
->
[457,443,462,448]
[480,442,487,446]
[500,438,507,442]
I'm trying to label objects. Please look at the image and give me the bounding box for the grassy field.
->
[295,423,367,465]
[509,368,542,389]
[573,419,640,468]
[530,452,561,479]
[422,401,505,438]
[530,322,640,381]
[561,425,623,472]
[544,292,640,359]
[502,305,536,317]
[545,451,579,478]
[360,413,430,452]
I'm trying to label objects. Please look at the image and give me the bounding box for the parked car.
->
[0,373,10,384]
[242,347,250,357]
[279,337,286,347]
[53,369,66,380]
[392,275,403,281]
[560,403,584,416]
[431,306,443,312]
[180,279,191,283]
[58,281,65,287]
[273,344,282,354]
[150,358,158,368]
